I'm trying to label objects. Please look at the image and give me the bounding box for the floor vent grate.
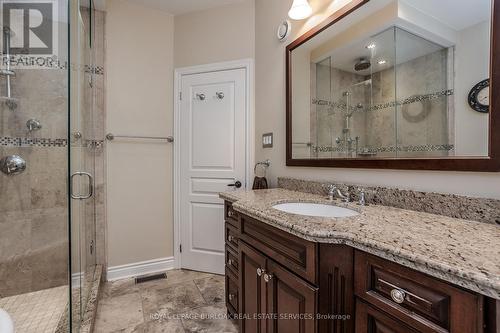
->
[135,273,167,284]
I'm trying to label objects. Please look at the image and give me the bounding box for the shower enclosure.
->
[312,27,454,158]
[0,1,105,332]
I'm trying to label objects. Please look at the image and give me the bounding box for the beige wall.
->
[106,0,174,267]
[255,0,500,199]
[174,0,255,68]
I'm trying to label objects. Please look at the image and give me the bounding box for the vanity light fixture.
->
[288,0,313,20]
[366,43,376,49]
[378,59,387,65]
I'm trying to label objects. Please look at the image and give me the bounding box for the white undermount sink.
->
[272,202,359,218]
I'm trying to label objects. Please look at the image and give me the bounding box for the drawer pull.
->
[228,235,235,242]
[227,259,233,266]
[228,293,235,301]
[228,210,236,218]
[264,273,274,283]
[257,268,266,277]
[391,289,406,304]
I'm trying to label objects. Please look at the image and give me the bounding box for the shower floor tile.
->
[0,285,68,333]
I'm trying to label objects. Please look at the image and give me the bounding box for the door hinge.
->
[179,244,182,253]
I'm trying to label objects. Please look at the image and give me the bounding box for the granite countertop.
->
[220,188,500,299]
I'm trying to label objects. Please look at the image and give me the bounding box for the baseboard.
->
[107,257,175,281]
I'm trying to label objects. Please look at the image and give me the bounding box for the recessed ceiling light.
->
[378,59,387,65]
[366,43,376,49]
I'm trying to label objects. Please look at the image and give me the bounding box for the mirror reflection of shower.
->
[335,79,371,157]
[1,27,18,110]
[335,91,358,157]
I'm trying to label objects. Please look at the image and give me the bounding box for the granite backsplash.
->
[277,177,500,225]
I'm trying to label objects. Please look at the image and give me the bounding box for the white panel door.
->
[180,68,246,274]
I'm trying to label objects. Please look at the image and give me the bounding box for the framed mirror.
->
[286,0,500,171]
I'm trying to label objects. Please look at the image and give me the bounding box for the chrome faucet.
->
[324,184,350,202]
[325,184,337,201]
[336,187,351,203]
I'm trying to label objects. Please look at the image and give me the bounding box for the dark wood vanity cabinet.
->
[223,202,497,333]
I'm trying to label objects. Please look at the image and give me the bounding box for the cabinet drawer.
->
[355,300,420,333]
[226,245,239,277]
[226,274,239,314]
[240,214,317,284]
[355,251,483,332]
[225,223,239,251]
[225,201,239,226]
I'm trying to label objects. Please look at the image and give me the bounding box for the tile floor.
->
[94,269,239,333]
[0,285,68,333]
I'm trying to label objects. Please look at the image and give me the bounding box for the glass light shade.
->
[288,0,313,20]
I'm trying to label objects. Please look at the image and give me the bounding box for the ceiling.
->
[125,0,245,15]
[401,0,491,31]
[317,26,444,75]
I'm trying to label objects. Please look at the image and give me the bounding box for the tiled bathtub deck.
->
[0,285,68,333]
[95,269,239,333]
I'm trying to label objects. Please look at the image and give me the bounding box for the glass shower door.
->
[69,0,97,330]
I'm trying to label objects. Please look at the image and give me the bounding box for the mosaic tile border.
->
[0,137,105,149]
[1,55,105,75]
[312,144,455,153]
[0,136,68,147]
[312,89,454,113]
[277,177,500,225]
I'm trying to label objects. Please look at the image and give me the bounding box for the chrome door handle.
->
[71,172,94,200]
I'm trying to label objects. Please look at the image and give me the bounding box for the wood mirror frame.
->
[286,0,500,171]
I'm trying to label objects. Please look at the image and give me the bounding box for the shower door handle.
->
[70,172,94,200]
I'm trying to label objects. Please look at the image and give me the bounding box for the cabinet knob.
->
[264,273,274,283]
[227,259,233,266]
[228,235,235,242]
[390,289,406,304]
[228,210,234,217]
[257,268,265,277]
[228,293,235,301]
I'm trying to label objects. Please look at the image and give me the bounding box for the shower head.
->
[354,58,371,71]
[0,97,18,111]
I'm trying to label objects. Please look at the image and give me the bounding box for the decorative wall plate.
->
[468,79,489,113]
[401,96,431,123]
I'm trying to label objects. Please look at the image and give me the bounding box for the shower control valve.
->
[0,155,26,175]
[26,119,42,132]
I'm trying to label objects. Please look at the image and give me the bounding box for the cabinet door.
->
[240,242,268,333]
[267,259,318,333]
[355,301,420,333]
[319,245,355,333]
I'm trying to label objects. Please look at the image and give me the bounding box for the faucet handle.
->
[357,188,367,206]
[322,184,337,201]
[322,184,336,191]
